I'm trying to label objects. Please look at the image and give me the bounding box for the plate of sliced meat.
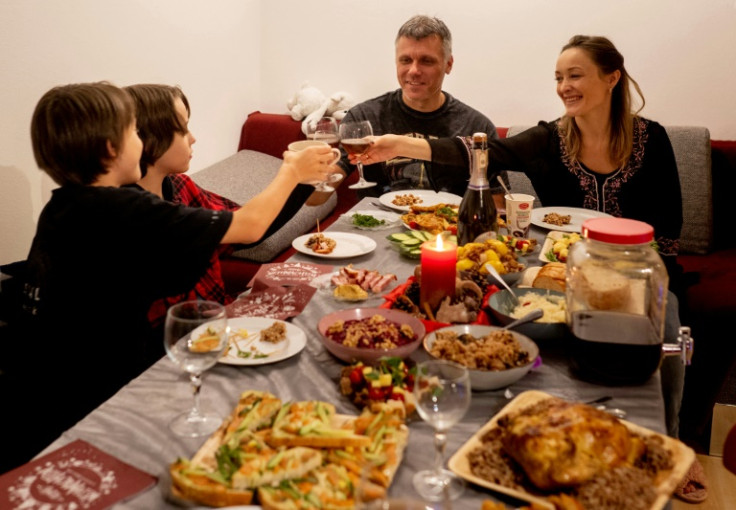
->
[311,264,398,301]
[293,232,377,259]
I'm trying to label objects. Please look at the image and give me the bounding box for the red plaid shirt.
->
[147,174,240,327]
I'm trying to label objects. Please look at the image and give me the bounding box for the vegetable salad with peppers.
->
[339,357,416,414]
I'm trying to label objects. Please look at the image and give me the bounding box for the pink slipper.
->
[674,458,708,503]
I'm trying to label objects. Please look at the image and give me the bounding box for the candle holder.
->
[420,235,457,315]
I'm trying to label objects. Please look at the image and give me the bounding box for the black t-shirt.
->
[21,185,232,420]
[338,89,500,197]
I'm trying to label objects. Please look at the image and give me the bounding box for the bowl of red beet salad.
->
[317,307,425,364]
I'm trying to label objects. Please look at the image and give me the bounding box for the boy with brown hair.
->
[6,81,330,470]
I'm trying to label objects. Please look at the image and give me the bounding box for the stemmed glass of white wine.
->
[164,300,228,437]
[339,120,376,189]
[412,359,471,501]
[305,117,343,192]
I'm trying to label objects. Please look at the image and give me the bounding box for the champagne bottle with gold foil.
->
[457,133,498,245]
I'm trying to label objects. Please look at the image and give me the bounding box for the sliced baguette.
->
[231,446,323,489]
[258,463,377,510]
[533,262,567,292]
[269,400,371,448]
[170,459,255,508]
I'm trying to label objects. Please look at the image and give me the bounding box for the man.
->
[337,14,506,205]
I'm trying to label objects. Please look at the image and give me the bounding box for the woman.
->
[361,36,689,442]
[361,35,683,279]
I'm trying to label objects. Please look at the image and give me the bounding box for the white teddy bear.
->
[286,82,326,122]
[286,83,356,135]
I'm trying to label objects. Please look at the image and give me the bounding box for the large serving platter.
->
[447,390,695,510]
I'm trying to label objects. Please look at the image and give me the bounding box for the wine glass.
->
[164,300,228,437]
[305,117,343,192]
[412,359,471,501]
[339,120,377,189]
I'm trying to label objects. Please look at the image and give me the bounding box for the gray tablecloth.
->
[40,197,668,509]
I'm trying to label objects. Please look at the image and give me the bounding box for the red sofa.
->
[222,111,736,447]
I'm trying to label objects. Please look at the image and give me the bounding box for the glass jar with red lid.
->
[565,217,671,384]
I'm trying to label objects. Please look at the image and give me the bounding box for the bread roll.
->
[578,264,630,310]
[533,262,567,292]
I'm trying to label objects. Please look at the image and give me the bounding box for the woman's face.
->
[555,48,618,120]
[155,97,196,174]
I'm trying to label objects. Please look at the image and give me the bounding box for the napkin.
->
[380,276,499,333]
[226,284,317,320]
[0,439,156,509]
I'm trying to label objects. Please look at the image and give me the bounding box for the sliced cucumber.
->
[387,233,413,242]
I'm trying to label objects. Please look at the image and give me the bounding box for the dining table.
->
[37,196,673,509]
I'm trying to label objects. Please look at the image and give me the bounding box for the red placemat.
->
[0,439,156,509]
[227,284,317,320]
[247,261,334,291]
[380,276,500,333]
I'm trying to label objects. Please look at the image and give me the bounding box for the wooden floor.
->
[671,454,736,510]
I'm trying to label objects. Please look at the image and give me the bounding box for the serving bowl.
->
[423,325,539,391]
[317,307,425,364]
[487,288,568,342]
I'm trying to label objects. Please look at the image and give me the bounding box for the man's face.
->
[395,34,453,111]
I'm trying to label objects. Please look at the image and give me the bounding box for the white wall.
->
[1,0,735,265]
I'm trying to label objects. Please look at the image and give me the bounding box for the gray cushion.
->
[505,125,713,255]
[191,150,336,262]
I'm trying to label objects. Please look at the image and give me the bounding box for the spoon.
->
[484,263,520,305]
[501,308,543,330]
[497,175,515,200]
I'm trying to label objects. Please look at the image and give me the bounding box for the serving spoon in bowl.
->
[484,263,520,305]
[501,308,543,330]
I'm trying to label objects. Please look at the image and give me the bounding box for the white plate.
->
[378,190,462,212]
[219,317,306,366]
[292,232,377,259]
[538,230,582,262]
[339,209,401,230]
[310,270,399,302]
[530,206,612,233]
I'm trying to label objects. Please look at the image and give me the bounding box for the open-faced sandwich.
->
[170,390,409,508]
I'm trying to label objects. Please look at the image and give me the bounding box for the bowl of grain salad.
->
[317,307,425,364]
[423,325,539,390]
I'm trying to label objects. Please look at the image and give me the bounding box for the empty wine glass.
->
[164,300,228,437]
[339,120,376,189]
[305,117,343,192]
[412,359,471,501]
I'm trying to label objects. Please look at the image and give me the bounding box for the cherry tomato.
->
[405,373,415,388]
[515,240,528,250]
[448,225,457,235]
[410,222,419,229]
[349,367,363,386]
[390,392,405,402]
[368,387,386,400]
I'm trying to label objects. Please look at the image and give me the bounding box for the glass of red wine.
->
[305,117,343,192]
[339,120,376,189]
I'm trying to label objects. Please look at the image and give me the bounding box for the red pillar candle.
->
[420,235,457,313]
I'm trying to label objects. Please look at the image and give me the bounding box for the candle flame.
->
[435,235,444,250]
